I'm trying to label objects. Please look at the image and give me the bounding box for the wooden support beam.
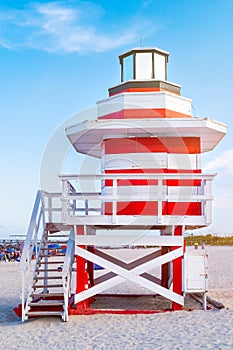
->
[74,246,184,306]
[172,226,184,311]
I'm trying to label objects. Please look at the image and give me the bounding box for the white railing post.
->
[21,273,25,321]
[61,179,68,223]
[26,246,32,307]
[157,178,163,224]
[205,179,213,225]
[200,178,205,218]
[48,194,52,222]
[62,228,75,321]
[112,178,117,224]
[43,231,48,293]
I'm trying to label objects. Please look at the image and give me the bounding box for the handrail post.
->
[200,178,205,217]
[44,231,48,293]
[205,179,213,225]
[62,228,75,321]
[21,273,25,321]
[112,178,117,224]
[48,194,52,222]
[61,180,69,223]
[157,178,163,224]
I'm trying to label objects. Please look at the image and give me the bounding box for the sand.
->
[0,246,232,350]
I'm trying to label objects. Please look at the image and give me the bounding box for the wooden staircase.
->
[14,191,75,322]
[24,231,73,321]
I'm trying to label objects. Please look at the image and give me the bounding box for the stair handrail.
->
[23,228,48,321]
[18,191,45,272]
[18,190,45,321]
[62,227,75,321]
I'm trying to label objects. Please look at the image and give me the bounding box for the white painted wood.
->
[65,214,207,226]
[62,192,213,203]
[104,153,166,170]
[129,247,183,275]
[65,118,226,156]
[203,292,207,311]
[102,185,158,197]
[157,178,163,224]
[74,275,125,305]
[59,172,215,226]
[75,246,184,305]
[167,154,200,170]
[95,248,162,270]
[205,180,212,225]
[184,253,208,292]
[97,91,192,117]
[60,173,216,181]
[104,154,201,171]
[112,179,117,224]
[75,235,183,246]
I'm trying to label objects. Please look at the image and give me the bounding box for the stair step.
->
[29,301,64,307]
[35,276,63,280]
[33,284,63,288]
[40,248,52,251]
[42,243,67,246]
[31,293,64,298]
[48,235,69,238]
[26,311,64,317]
[40,254,65,257]
[39,261,64,264]
[40,247,66,250]
[36,269,60,272]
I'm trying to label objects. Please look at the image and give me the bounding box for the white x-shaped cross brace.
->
[74,246,184,306]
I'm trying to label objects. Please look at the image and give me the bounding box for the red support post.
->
[75,226,89,309]
[172,225,183,311]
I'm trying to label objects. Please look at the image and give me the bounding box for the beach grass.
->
[185,234,233,246]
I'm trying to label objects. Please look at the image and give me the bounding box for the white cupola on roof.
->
[119,47,169,82]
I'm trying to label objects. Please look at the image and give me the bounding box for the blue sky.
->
[0,0,233,238]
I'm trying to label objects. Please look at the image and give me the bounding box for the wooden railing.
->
[59,173,216,227]
[18,191,45,321]
[18,190,64,321]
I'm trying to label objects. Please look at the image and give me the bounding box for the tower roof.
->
[66,117,226,158]
[118,47,169,63]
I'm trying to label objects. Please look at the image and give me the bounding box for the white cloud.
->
[203,149,233,174]
[0,2,155,53]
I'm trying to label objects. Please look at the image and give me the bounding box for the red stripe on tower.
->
[97,92,192,120]
[98,109,190,119]
[101,137,202,216]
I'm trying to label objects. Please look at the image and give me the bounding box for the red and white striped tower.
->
[65,47,226,313]
[100,48,199,311]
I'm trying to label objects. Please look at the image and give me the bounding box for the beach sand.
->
[0,246,232,350]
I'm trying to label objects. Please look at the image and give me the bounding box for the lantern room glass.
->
[122,55,134,81]
[135,52,153,79]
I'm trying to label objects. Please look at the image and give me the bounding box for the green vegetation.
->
[185,234,233,246]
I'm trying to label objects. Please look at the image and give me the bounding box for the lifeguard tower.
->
[15,47,226,321]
